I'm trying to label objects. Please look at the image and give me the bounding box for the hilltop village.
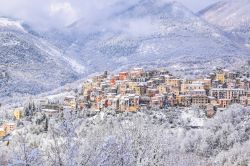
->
[1,63,250,139]
[79,66,250,113]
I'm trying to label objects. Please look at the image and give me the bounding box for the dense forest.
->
[0,104,249,166]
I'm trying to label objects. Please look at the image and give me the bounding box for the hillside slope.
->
[0,17,79,100]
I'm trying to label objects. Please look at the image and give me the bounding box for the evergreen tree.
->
[24,107,30,117]
[44,117,48,132]
[32,102,36,116]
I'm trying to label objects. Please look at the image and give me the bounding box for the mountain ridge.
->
[0,17,81,101]
[198,0,250,47]
[1,0,250,101]
[45,0,248,77]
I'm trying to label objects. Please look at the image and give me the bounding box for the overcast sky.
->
[0,0,219,31]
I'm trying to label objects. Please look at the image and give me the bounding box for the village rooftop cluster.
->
[1,63,250,139]
[78,66,250,114]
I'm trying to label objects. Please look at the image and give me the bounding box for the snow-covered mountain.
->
[0,17,80,100]
[2,0,250,101]
[46,0,249,77]
[199,0,250,47]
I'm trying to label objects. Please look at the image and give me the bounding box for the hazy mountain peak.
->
[68,0,196,36]
[43,0,247,80]
[199,0,250,29]
[199,0,250,46]
[2,0,248,101]
[114,0,194,19]
[0,17,27,33]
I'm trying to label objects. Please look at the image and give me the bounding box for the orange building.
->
[218,99,231,108]
[119,72,129,80]
[110,77,116,86]
[3,123,16,134]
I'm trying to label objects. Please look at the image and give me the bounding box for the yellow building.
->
[133,87,141,95]
[165,78,181,88]
[83,82,93,95]
[158,84,169,94]
[69,100,77,109]
[13,107,23,120]
[128,106,140,112]
[0,127,5,137]
[64,96,77,110]
[165,78,181,95]
[128,82,138,90]
[216,73,225,83]
[127,82,142,95]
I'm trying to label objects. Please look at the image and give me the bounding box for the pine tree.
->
[24,107,30,117]
[44,117,48,132]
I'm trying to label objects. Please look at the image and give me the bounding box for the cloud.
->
[103,16,160,37]
[0,0,140,31]
[49,2,77,26]
[50,2,75,15]
[0,0,219,31]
